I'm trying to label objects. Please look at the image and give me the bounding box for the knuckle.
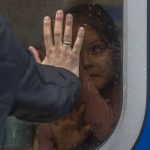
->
[44,34,50,40]
[65,19,73,26]
[44,21,50,26]
[64,34,72,42]
[55,41,60,46]
[78,33,84,38]
[54,31,61,37]
[74,43,81,50]
[67,53,73,61]
[70,53,76,60]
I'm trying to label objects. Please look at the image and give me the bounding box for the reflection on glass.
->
[0,1,122,150]
[37,3,122,150]
[0,117,34,150]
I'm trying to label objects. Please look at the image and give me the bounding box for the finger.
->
[54,10,63,47]
[52,118,65,126]
[43,16,53,53]
[78,104,85,114]
[72,27,84,55]
[63,14,73,49]
[28,46,41,63]
[80,125,91,141]
[74,104,85,123]
[61,120,78,130]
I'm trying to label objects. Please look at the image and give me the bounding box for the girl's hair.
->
[66,4,120,48]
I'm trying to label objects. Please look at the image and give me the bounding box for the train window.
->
[0,0,147,150]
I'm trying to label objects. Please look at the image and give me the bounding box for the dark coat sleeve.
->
[0,16,80,125]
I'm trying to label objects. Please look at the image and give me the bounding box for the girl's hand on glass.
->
[50,104,91,150]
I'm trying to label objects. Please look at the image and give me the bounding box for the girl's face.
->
[73,18,113,90]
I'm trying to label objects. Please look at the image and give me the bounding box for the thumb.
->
[74,104,85,123]
[80,125,91,141]
[28,46,42,63]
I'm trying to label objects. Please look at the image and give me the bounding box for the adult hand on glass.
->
[29,10,84,77]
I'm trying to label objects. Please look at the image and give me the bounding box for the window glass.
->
[0,0,123,149]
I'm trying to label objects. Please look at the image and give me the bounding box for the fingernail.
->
[56,10,63,21]
[57,10,63,15]
[79,27,84,32]
[28,46,34,50]
[66,14,72,19]
[79,27,84,36]
[44,16,50,23]
[66,14,73,25]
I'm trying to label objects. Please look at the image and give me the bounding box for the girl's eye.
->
[90,44,105,53]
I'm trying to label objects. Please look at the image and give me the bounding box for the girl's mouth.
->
[91,74,102,82]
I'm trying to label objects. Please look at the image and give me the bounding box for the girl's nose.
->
[82,54,93,70]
